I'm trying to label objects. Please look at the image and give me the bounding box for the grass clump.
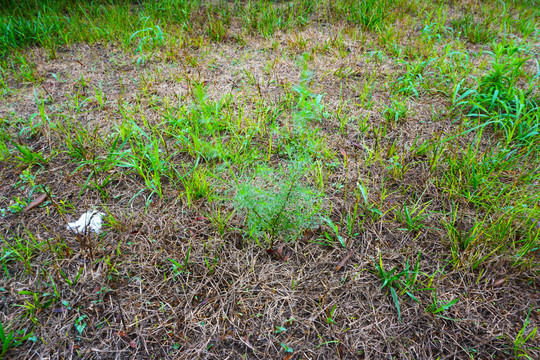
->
[329,0,391,30]
[371,251,425,322]
[271,67,331,160]
[456,42,540,146]
[451,14,498,44]
[383,98,411,124]
[0,10,65,57]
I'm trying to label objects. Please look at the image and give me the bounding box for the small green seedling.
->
[280,342,293,353]
[426,295,459,320]
[314,218,347,248]
[74,315,87,335]
[326,304,337,324]
[166,244,192,280]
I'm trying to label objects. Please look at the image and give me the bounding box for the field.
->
[0,0,539,358]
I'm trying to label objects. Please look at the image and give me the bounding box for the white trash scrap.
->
[67,210,105,234]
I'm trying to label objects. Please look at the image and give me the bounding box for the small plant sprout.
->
[0,320,34,357]
[395,201,431,232]
[326,304,338,324]
[74,315,87,335]
[313,217,347,248]
[166,244,191,280]
[280,342,294,353]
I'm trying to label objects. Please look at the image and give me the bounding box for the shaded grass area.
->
[0,0,540,359]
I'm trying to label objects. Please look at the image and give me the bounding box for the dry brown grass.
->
[1,2,540,359]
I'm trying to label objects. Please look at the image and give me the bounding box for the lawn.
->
[0,0,539,358]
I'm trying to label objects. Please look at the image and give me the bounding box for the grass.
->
[0,0,539,358]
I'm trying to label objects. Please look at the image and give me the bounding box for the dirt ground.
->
[1,4,540,359]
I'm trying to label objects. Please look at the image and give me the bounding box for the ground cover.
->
[0,0,539,358]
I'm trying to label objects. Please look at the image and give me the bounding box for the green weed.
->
[330,0,391,30]
[0,320,34,358]
[395,198,431,232]
[425,294,459,320]
[371,251,424,322]
[513,309,539,359]
[166,244,191,281]
[383,98,411,124]
[234,161,323,248]
[312,217,347,248]
[451,14,497,44]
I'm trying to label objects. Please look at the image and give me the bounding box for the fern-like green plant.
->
[234,161,323,248]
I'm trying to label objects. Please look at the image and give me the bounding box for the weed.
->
[15,290,57,324]
[0,320,33,358]
[421,11,451,42]
[330,0,391,30]
[166,244,191,280]
[144,0,197,29]
[451,14,497,44]
[426,293,459,320]
[206,3,230,42]
[326,304,338,324]
[118,122,174,201]
[356,180,385,223]
[312,217,347,248]
[181,165,215,204]
[395,199,431,232]
[0,9,64,57]
[74,315,87,335]
[383,98,411,124]
[129,17,165,66]
[238,0,293,37]
[11,142,48,167]
[206,206,235,236]
[371,252,424,322]
[462,43,540,146]
[234,161,323,247]
[280,342,294,353]
[392,59,434,98]
[513,309,538,358]
[273,68,330,159]
[94,82,106,109]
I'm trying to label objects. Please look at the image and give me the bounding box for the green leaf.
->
[280,342,293,353]
[390,287,401,322]
[433,299,459,314]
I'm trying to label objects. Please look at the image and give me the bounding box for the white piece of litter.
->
[67,210,105,234]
